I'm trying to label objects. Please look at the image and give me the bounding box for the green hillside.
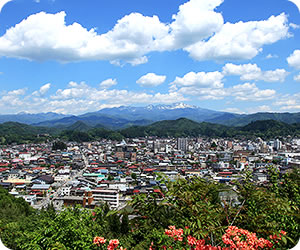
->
[0,119,300,144]
[0,122,58,144]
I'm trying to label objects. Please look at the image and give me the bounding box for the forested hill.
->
[0,122,58,144]
[120,118,300,139]
[0,119,300,144]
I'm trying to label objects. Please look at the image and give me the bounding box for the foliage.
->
[0,168,299,249]
[52,140,67,150]
[0,122,55,144]
[120,118,300,139]
[1,118,300,144]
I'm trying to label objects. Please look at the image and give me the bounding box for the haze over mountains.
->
[0,103,300,129]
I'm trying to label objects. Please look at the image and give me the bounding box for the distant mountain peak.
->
[166,103,196,109]
[146,103,197,110]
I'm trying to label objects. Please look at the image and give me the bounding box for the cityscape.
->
[0,0,300,249]
[1,135,299,210]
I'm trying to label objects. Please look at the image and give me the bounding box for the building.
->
[177,138,188,152]
[91,189,120,209]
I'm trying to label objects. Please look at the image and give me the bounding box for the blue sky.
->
[0,0,299,115]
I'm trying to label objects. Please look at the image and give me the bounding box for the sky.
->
[0,0,299,115]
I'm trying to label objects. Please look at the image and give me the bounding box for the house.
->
[253,172,268,182]
[34,175,54,184]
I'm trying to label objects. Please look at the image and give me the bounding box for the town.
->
[1,136,299,211]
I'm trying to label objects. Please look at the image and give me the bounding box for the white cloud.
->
[99,78,117,89]
[294,73,300,81]
[172,71,223,88]
[0,0,13,13]
[265,54,278,59]
[222,63,289,82]
[289,23,300,29]
[0,11,169,65]
[170,70,276,101]
[170,71,226,100]
[223,107,242,113]
[0,1,291,64]
[184,13,289,61]
[0,81,187,114]
[287,50,300,69]
[273,93,300,111]
[136,73,166,87]
[32,83,51,96]
[39,83,51,95]
[7,88,27,96]
[230,82,276,101]
[168,0,224,49]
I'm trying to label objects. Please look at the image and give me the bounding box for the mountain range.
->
[1,118,300,145]
[0,103,300,129]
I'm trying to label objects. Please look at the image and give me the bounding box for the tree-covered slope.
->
[209,112,300,126]
[0,122,58,144]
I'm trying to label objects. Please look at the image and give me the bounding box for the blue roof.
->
[31,184,50,190]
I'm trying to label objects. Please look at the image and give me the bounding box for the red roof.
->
[218,172,233,175]
[32,167,45,170]
[133,190,140,193]
[0,168,9,172]
[144,168,156,172]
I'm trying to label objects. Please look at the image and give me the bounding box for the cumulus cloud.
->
[32,83,51,96]
[287,50,300,69]
[0,81,187,114]
[184,13,289,61]
[168,0,224,49]
[0,0,291,64]
[136,73,166,87]
[169,70,276,101]
[172,71,223,88]
[294,73,300,81]
[99,78,117,89]
[0,11,169,64]
[223,63,289,82]
[273,93,300,110]
[170,71,225,100]
[230,82,276,101]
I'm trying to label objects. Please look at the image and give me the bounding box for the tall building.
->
[274,139,282,151]
[177,138,188,152]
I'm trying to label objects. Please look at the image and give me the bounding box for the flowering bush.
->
[93,236,125,250]
[94,225,286,249]
[148,225,286,249]
[222,226,273,249]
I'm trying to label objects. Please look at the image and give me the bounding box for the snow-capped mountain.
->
[151,103,197,110]
[94,103,227,122]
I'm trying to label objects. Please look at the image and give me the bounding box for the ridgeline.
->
[0,118,300,144]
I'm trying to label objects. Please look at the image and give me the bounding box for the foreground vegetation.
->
[0,167,299,249]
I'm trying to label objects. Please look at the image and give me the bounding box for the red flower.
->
[93,236,106,245]
[187,235,197,246]
[280,230,287,236]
